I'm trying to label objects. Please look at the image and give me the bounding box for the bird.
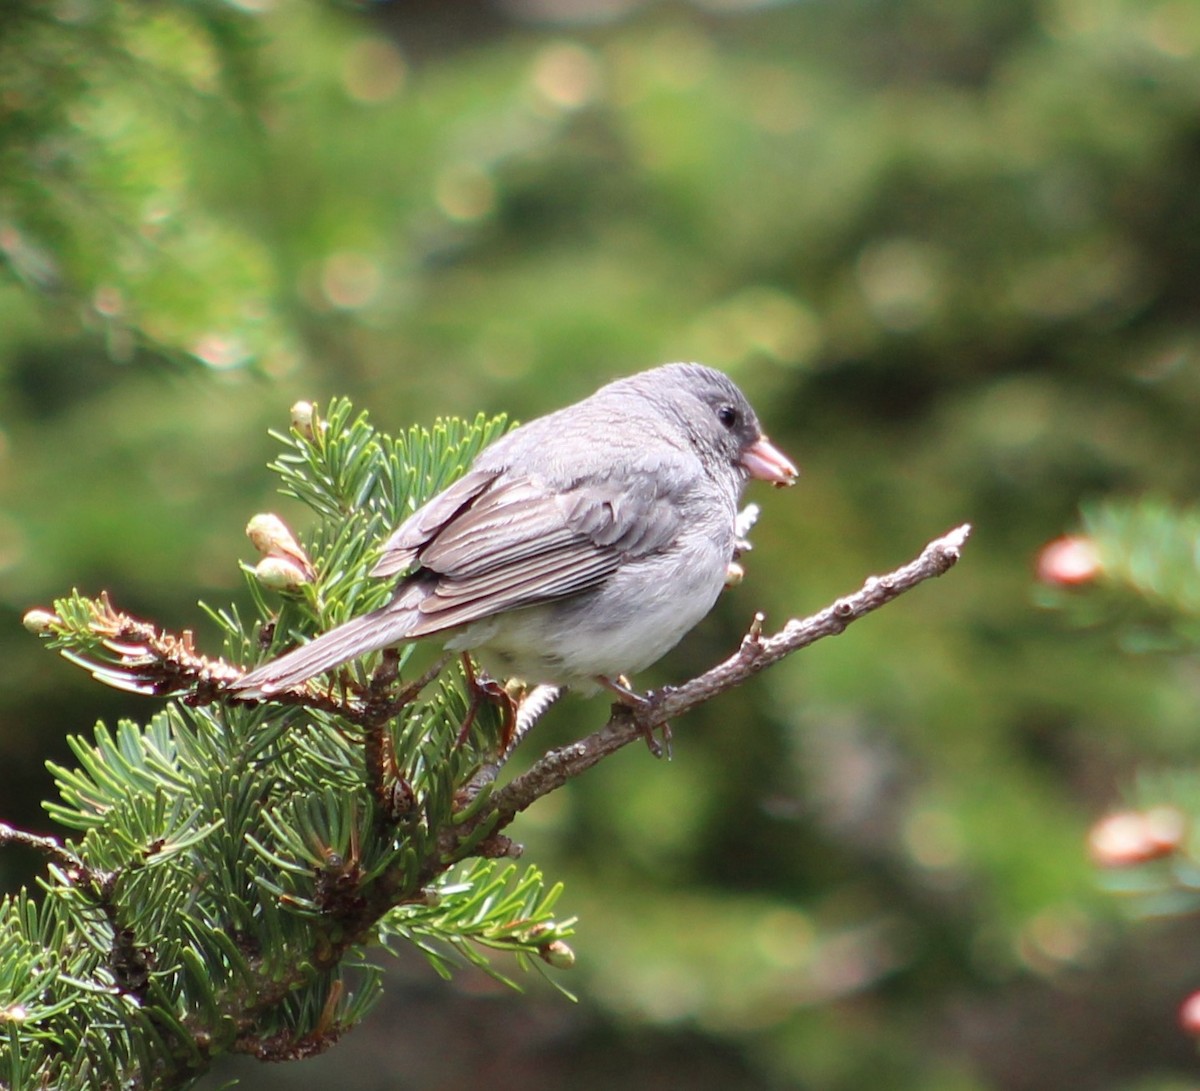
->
[232,363,797,701]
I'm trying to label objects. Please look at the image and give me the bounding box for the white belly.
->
[446,534,731,690]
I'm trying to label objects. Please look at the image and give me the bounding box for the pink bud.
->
[1180,990,1200,1036]
[1088,808,1185,867]
[1037,535,1102,586]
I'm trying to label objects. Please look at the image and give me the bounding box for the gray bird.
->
[233,363,797,699]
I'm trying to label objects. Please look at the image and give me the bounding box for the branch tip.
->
[936,522,972,560]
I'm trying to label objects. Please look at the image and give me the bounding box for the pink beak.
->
[740,435,798,487]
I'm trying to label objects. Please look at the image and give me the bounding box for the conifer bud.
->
[538,940,576,969]
[1088,807,1186,867]
[22,608,61,634]
[1180,990,1200,1036]
[254,556,311,592]
[290,400,318,440]
[247,513,298,557]
[1037,535,1101,586]
[246,514,314,578]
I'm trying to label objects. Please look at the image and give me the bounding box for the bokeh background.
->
[3,1,1200,1088]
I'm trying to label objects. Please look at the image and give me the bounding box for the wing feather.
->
[365,453,694,637]
[418,488,582,576]
[371,469,498,577]
[406,544,618,635]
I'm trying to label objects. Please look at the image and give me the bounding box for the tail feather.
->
[233,604,416,697]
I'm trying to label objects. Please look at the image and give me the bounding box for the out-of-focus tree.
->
[4,1,1200,1088]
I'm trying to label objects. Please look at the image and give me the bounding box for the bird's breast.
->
[446,531,730,688]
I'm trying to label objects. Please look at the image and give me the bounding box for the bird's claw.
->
[597,675,671,759]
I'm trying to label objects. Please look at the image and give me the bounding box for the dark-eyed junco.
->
[234,363,796,699]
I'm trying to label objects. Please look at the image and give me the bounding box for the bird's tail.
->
[233,602,416,698]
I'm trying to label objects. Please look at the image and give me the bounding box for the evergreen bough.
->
[4,400,575,1089]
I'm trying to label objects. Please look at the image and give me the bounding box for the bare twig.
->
[483,523,972,828]
[0,823,86,875]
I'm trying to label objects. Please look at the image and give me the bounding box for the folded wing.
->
[371,464,688,636]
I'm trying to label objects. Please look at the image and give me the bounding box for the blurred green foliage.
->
[4,0,1200,1088]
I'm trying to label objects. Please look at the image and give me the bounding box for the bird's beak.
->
[740,435,799,487]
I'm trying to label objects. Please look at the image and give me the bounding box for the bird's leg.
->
[596,675,671,759]
[457,653,517,751]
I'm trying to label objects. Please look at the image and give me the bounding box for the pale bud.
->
[724,561,745,588]
[246,513,314,577]
[290,400,318,440]
[538,940,576,969]
[22,608,61,634]
[254,555,311,592]
[247,513,298,556]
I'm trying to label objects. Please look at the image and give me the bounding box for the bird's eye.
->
[716,404,739,429]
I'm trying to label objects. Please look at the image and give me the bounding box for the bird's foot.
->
[457,653,517,751]
[596,675,671,759]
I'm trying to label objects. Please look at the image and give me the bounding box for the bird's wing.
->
[552,469,689,556]
[371,469,498,577]
[373,465,690,637]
